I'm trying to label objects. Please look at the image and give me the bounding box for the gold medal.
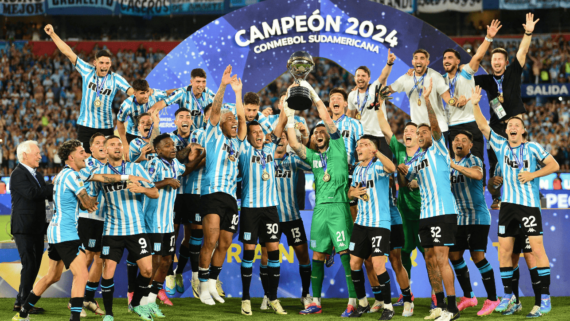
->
[417,99,422,106]
[94,98,102,108]
[228,155,236,162]
[448,97,456,106]
[262,170,270,181]
[498,94,504,103]
[294,122,301,129]
[355,113,361,120]
[323,172,331,182]
[362,193,369,202]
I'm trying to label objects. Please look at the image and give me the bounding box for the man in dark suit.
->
[11,141,54,314]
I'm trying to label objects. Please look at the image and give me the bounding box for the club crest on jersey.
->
[88,159,94,167]
[102,246,110,255]
[349,242,355,251]
[88,239,96,248]
[149,167,155,175]
[195,214,201,222]
[136,139,143,146]
[413,159,429,172]
[244,232,251,241]
[499,225,505,234]
[504,156,529,170]
[154,243,161,252]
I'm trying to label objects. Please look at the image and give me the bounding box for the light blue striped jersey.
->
[169,129,206,195]
[201,121,241,199]
[129,137,158,166]
[89,162,155,236]
[317,115,364,164]
[117,89,168,137]
[389,186,403,226]
[450,154,491,225]
[489,130,550,208]
[163,86,215,131]
[78,156,106,221]
[250,112,274,135]
[274,152,311,222]
[238,138,280,208]
[144,157,186,234]
[352,159,391,229]
[48,166,85,244]
[268,114,307,132]
[75,57,131,129]
[406,135,459,219]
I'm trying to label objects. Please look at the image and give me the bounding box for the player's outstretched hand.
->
[523,12,539,34]
[221,65,234,85]
[44,24,54,36]
[128,175,151,184]
[487,19,502,38]
[456,95,469,108]
[230,77,242,92]
[471,86,482,105]
[423,78,433,99]
[387,48,396,65]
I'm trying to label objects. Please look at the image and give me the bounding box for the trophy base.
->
[287,86,313,111]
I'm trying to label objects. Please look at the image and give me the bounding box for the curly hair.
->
[58,139,83,162]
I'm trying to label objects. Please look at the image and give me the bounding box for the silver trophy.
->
[286,51,315,111]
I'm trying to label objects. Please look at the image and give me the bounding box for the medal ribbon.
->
[333,114,345,126]
[228,140,236,158]
[274,153,288,171]
[359,158,375,186]
[493,75,504,97]
[161,158,178,180]
[319,152,328,173]
[255,149,267,171]
[404,147,424,166]
[95,74,109,102]
[145,123,154,139]
[409,72,426,100]
[107,161,126,175]
[509,143,525,170]
[443,74,457,108]
[356,85,370,115]
[177,130,191,148]
[190,88,205,114]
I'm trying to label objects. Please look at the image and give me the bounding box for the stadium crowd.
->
[0,35,569,175]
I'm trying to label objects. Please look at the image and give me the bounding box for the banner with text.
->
[418,0,483,13]
[521,83,570,97]
[499,0,570,10]
[1,0,45,16]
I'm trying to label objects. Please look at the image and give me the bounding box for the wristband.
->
[121,175,129,181]
[485,37,493,43]
[286,123,295,129]
[525,32,532,36]
[387,62,394,66]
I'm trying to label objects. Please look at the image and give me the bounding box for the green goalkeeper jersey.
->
[389,135,421,219]
[304,131,349,206]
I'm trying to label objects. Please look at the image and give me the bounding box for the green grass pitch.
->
[1,297,570,320]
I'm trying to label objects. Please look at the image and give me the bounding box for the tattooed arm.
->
[210,65,236,126]
[287,124,307,160]
[423,79,442,141]
[78,189,98,212]
[88,174,150,185]
[176,145,192,163]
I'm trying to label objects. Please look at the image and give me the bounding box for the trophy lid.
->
[287,51,315,78]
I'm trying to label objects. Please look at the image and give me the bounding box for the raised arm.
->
[272,102,288,139]
[230,76,247,140]
[298,81,337,135]
[209,65,235,126]
[423,79,441,141]
[471,86,491,139]
[116,121,130,161]
[150,110,161,141]
[517,13,539,66]
[469,20,502,72]
[375,150,395,174]
[44,24,77,65]
[377,49,396,86]
[375,99,393,144]
[284,105,307,159]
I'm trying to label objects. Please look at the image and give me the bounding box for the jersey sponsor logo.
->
[312,160,323,169]
[270,235,278,240]
[87,82,112,96]
[222,143,240,158]
[451,174,465,184]
[295,238,302,243]
[527,228,536,233]
[102,246,110,255]
[349,242,355,251]
[525,237,531,250]
[103,182,128,193]
[251,154,274,164]
[504,156,529,170]
[275,170,292,178]
[413,158,430,173]
[362,179,374,188]
[88,239,96,248]
[141,249,149,255]
[341,130,351,138]
[244,232,251,241]
[190,110,202,116]
[374,248,381,253]
[154,243,162,253]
